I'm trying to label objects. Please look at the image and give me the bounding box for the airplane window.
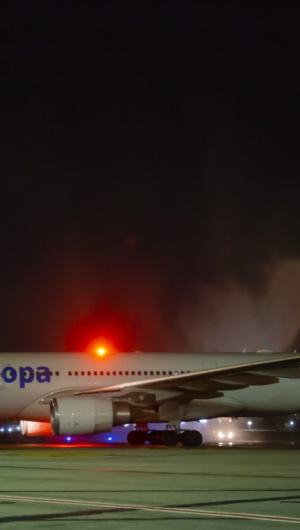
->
[125,371,129,375]
[156,371,160,375]
[55,372,59,376]
[81,371,85,376]
[163,371,166,375]
[138,371,141,375]
[113,371,116,376]
[106,371,110,376]
[68,371,72,376]
[87,371,91,376]
[150,371,154,375]
[174,371,178,375]
[169,371,172,375]
[94,371,97,376]
[181,371,184,374]
[144,371,148,375]
[131,371,135,375]
[119,371,123,375]
[50,371,53,376]
[75,371,78,376]
[100,371,104,376]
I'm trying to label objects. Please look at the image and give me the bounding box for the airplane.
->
[1,350,300,447]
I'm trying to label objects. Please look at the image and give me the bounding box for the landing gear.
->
[127,429,202,447]
[162,430,179,446]
[127,430,146,445]
[148,430,178,446]
[180,429,202,447]
[148,430,162,445]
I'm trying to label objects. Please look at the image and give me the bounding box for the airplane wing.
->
[46,353,300,404]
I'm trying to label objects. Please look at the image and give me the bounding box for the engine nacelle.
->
[20,421,53,437]
[50,396,132,436]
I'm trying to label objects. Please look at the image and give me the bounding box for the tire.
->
[148,430,163,445]
[127,430,146,445]
[162,430,179,446]
[181,430,203,447]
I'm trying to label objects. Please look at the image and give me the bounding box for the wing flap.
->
[212,373,279,386]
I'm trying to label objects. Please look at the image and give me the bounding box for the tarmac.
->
[0,442,300,529]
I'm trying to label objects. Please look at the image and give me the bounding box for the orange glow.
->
[85,337,116,356]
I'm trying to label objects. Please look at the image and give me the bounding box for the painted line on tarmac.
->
[0,494,299,523]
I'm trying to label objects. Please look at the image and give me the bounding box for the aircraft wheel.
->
[127,430,146,445]
[162,430,179,446]
[148,430,163,445]
[181,430,202,448]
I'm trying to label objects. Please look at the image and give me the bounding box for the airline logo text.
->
[1,366,51,388]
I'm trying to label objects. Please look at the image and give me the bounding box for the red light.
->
[65,306,138,353]
[85,337,116,355]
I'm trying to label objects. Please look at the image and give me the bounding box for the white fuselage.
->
[1,352,300,422]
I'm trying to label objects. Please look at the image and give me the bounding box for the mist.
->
[180,259,300,353]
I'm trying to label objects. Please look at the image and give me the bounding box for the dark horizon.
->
[1,2,300,353]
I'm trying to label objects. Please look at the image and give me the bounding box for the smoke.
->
[180,259,300,352]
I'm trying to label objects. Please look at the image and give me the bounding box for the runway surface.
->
[0,443,300,529]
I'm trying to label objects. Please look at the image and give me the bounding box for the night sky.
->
[1,1,300,353]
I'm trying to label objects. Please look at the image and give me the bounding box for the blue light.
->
[108,436,112,441]
[66,437,72,442]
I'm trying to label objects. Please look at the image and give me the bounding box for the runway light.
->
[247,421,252,426]
[228,432,233,439]
[218,432,224,439]
[0,428,4,432]
[289,420,294,426]
[8,428,12,432]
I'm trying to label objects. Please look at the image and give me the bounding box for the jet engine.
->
[20,421,53,436]
[50,395,133,436]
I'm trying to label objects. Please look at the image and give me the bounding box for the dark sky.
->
[1,1,300,352]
